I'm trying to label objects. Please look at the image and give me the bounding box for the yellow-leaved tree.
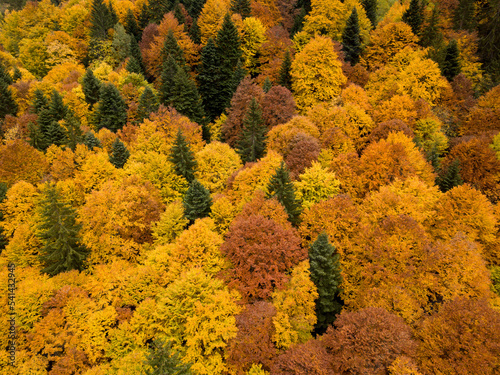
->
[294,161,341,208]
[240,17,267,75]
[291,35,347,113]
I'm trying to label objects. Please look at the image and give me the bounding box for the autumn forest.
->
[0,0,500,373]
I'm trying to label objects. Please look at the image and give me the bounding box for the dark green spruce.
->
[171,67,206,125]
[231,0,251,19]
[442,40,461,81]
[82,68,102,107]
[95,83,128,132]
[437,159,463,192]
[144,339,192,375]
[402,0,423,36]
[183,179,212,223]
[342,7,362,66]
[237,98,267,164]
[189,18,202,44]
[309,232,343,335]
[278,49,292,90]
[32,89,48,114]
[137,86,159,123]
[84,131,102,150]
[263,77,272,93]
[64,111,84,151]
[362,0,377,27]
[159,56,179,106]
[0,79,18,120]
[109,138,130,168]
[124,8,141,42]
[169,129,197,183]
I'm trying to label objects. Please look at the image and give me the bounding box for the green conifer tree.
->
[28,121,46,151]
[183,179,212,222]
[148,0,173,24]
[12,67,22,82]
[237,98,267,163]
[36,108,53,150]
[112,23,132,63]
[144,339,192,375]
[0,80,18,120]
[342,7,362,66]
[361,0,377,27]
[231,0,251,19]
[37,185,88,276]
[89,0,114,40]
[309,232,343,335]
[95,83,128,132]
[169,129,197,182]
[82,68,101,107]
[291,7,306,36]
[124,8,141,41]
[278,49,292,90]
[402,0,423,36]
[0,183,8,253]
[84,131,102,150]
[454,0,476,32]
[107,2,119,27]
[128,37,145,74]
[138,1,152,29]
[137,86,159,123]
[437,159,463,192]
[160,56,179,106]
[126,56,143,74]
[173,1,186,24]
[48,90,68,123]
[189,18,202,44]
[231,59,247,93]
[183,0,205,19]
[197,38,225,122]
[263,77,272,93]
[442,40,461,81]
[171,67,206,124]
[64,111,84,151]
[266,161,302,226]
[32,89,48,114]
[420,6,444,48]
[0,61,13,85]
[162,30,188,71]
[109,138,130,168]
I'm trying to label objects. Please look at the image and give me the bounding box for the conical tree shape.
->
[454,0,476,32]
[0,61,13,85]
[173,1,186,24]
[171,67,205,124]
[90,0,114,40]
[148,0,172,24]
[138,1,152,29]
[84,131,102,150]
[37,185,88,276]
[263,77,272,93]
[64,111,84,151]
[0,183,8,252]
[32,89,48,114]
[109,137,130,168]
[107,2,119,27]
[278,49,292,90]
[48,90,68,123]
[126,56,143,74]
[183,179,212,222]
[82,68,101,107]
[309,232,343,335]
[437,159,463,192]
[231,0,251,19]
[46,121,67,147]
[145,339,192,375]
[124,8,141,41]
[137,86,159,123]
[291,7,306,36]
[189,18,201,44]
[37,108,53,150]
[0,80,18,120]
[128,36,145,74]
[169,129,197,182]
[197,38,225,122]
[362,0,377,27]
[236,98,267,163]
[162,30,187,71]
[420,6,444,49]
[160,56,179,106]
[402,0,423,36]
[95,83,128,132]
[342,7,362,66]
[231,58,247,93]
[265,161,302,226]
[28,121,47,151]
[442,40,461,81]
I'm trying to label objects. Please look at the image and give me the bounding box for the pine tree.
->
[46,121,67,147]
[362,0,377,27]
[171,67,206,124]
[169,129,197,182]
[454,0,476,32]
[148,0,173,24]
[237,98,267,163]
[48,90,68,123]
[0,61,13,85]
[342,7,362,66]
[95,83,128,132]
[189,18,201,44]
[36,108,53,150]
[183,0,206,19]
[111,23,132,63]
[124,8,141,42]
[437,159,463,192]
[28,121,46,151]
[162,30,188,70]
[263,77,272,93]
[217,13,243,110]
[138,1,152,30]
[231,0,251,19]
[0,80,18,120]
[420,6,443,49]
[231,59,247,93]
[291,7,306,36]
[32,89,48,114]
[107,2,119,27]
[82,68,101,107]
[12,67,22,82]
[173,1,186,25]
[183,179,212,222]
[197,38,225,122]
[137,86,159,123]
[126,56,143,74]
[129,37,145,74]
[64,111,84,151]
[266,161,302,226]
[144,339,192,375]
[37,185,88,276]
[89,0,114,40]
[0,183,8,253]
[402,0,423,36]
[442,40,461,81]
[309,232,343,335]
[278,49,292,90]
[109,138,130,168]
[159,56,179,106]
[84,131,102,150]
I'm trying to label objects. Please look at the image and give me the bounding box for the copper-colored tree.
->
[260,85,297,129]
[284,133,320,180]
[368,119,414,144]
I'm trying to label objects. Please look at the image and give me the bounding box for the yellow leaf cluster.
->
[294,161,341,209]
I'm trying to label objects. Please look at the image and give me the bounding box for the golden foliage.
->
[294,161,341,209]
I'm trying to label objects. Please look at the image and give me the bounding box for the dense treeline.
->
[1,0,500,374]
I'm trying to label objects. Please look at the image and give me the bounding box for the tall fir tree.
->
[442,40,461,81]
[420,6,443,48]
[36,108,54,150]
[0,79,18,120]
[109,138,130,168]
[216,13,243,110]
[197,38,225,122]
[89,0,114,40]
[189,18,201,44]
[126,56,143,74]
[342,7,362,66]
[162,30,188,71]
[46,121,67,147]
[309,232,343,335]
[48,90,68,123]
[28,121,46,151]
[95,83,128,132]
[37,185,88,276]
[107,2,119,27]
[137,86,159,123]
[278,49,293,90]
[437,159,463,192]
[173,1,186,25]
[84,131,102,150]
[148,0,173,24]
[291,7,306,36]
[182,0,206,19]
[477,0,500,85]
[402,0,423,36]
[0,61,13,85]
[138,1,152,30]
[159,56,179,105]
[82,68,101,107]
[0,183,8,253]
[263,77,272,93]
[64,111,84,151]
[453,0,476,32]
[237,98,267,163]
[32,89,48,114]
[171,67,206,124]
[144,339,192,375]
[169,129,197,183]
[362,0,377,27]
[231,0,251,19]
[265,161,302,226]
[183,179,212,223]
[124,8,141,42]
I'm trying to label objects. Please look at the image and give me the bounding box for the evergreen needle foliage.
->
[437,159,463,192]
[82,68,101,107]
[169,129,197,183]
[109,138,130,168]
[442,40,461,81]
[0,79,18,120]
[309,232,343,335]
[263,77,272,93]
[278,49,292,90]
[266,161,302,226]
[145,339,192,375]
[95,83,127,132]
[137,86,159,123]
[342,7,362,66]
[84,131,102,150]
[237,98,267,163]
[362,0,377,27]
[402,0,423,36]
[38,185,88,276]
[183,179,212,222]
